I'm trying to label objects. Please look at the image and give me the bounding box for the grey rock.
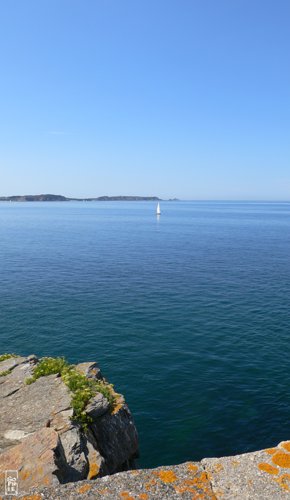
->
[27,354,39,364]
[91,404,139,474]
[0,356,27,375]
[0,361,35,398]
[0,354,139,490]
[85,393,110,419]
[59,427,89,481]
[16,442,290,499]
[0,427,69,491]
[75,362,103,380]
[4,429,33,440]
[17,462,214,499]
[202,442,290,499]
[0,373,72,452]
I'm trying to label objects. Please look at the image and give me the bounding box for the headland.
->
[0,194,161,202]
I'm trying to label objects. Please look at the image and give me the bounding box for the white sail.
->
[156,202,161,215]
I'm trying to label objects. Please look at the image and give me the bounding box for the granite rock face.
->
[13,441,290,499]
[0,355,138,492]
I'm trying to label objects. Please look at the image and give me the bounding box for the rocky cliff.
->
[1,355,290,499]
[11,441,290,499]
[0,354,138,493]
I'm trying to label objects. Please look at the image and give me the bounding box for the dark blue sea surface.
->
[0,201,290,467]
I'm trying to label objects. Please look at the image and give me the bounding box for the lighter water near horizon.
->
[1,200,290,468]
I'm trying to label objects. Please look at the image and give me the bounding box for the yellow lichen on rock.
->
[174,471,216,499]
[274,473,290,492]
[21,496,42,500]
[111,393,125,414]
[281,442,290,453]
[77,484,93,494]
[214,463,224,473]
[98,489,112,496]
[144,477,157,490]
[265,447,277,455]
[258,463,279,475]
[119,492,135,500]
[88,462,100,480]
[187,463,198,472]
[272,451,290,469]
[154,469,178,483]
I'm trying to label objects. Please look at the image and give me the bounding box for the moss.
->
[0,353,17,362]
[25,356,116,429]
[0,369,12,377]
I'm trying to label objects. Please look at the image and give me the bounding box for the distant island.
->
[0,194,162,202]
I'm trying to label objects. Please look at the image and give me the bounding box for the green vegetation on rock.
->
[25,356,116,429]
[0,369,12,377]
[0,353,17,362]
[25,357,68,382]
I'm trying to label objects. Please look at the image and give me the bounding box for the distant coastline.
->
[0,194,163,202]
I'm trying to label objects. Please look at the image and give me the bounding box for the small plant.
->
[25,357,69,384]
[25,356,116,429]
[61,365,116,428]
[0,353,17,362]
[93,380,115,408]
[0,369,12,377]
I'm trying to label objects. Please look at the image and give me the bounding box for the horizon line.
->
[0,193,289,203]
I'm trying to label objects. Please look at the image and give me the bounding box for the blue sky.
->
[0,0,289,200]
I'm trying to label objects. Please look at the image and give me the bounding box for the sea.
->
[0,200,290,468]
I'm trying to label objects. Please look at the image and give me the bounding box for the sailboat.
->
[156,202,161,215]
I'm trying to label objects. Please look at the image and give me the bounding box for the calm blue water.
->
[1,201,290,467]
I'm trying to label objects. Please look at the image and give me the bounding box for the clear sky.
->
[0,0,289,200]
